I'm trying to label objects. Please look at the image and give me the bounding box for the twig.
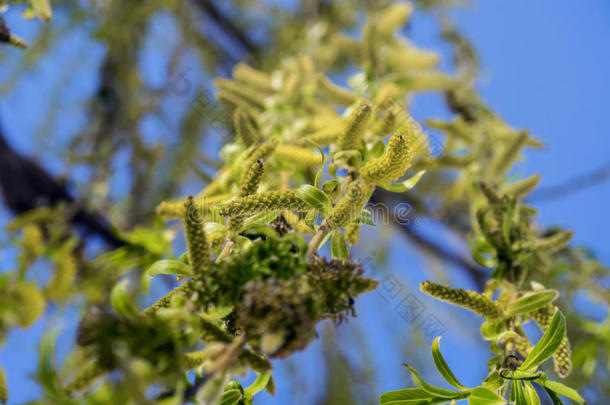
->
[527,161,610,202]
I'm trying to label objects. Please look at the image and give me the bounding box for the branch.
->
[527,161,610,202]
[370,188,487,290]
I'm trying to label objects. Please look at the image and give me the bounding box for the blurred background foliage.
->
[0,0,608,404]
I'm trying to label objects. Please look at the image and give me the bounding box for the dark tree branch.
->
[527,161,610,203]
[0,125,124,248]
[371,188,488,290]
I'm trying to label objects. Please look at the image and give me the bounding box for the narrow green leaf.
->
[468,387,505,405]
[512,380,527,405]
[379,388,435,404]
[244,374,271,396]
[431,337,468,390]
[296,184,332,216]
[147,260,193,278]
[524,381,541,405]
[541,380,585,404]
[304,139,326,188]
[405,365,467,399]
[355,209,376,227]
[543,387,565,405]
[331,230,349,260]
[379,170,426,193]
[519,310,566,371]
[481,370,504,391]
[508,290,558,315]
[110,280,139,318]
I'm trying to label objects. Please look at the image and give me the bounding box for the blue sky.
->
[0,1,609,404]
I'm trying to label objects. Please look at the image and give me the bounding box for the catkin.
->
[301,123,345,146]
[184,196,211,274]
[376,2,413,38]
[316,74,357,106]
[345,223,360,246]
[13,283,45,328]
[274,145,322,168]
[230,159,265,232]
[420,281,504,319]
[338,102,373,151]
[387,44,440,71]
[374,82,401,115]
[214,78,267,110]
[221,190,309,218]
[184,350,207,369]
[361,130,414,184]
[233,62,273,93]
[531,306,572,377]
[142,280,194,316]
[234,107,261,146]
[327,181,370,229]
[64,361,106,395]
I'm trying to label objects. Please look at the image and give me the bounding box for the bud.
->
[420,281,504,319]
[327,181,371,229]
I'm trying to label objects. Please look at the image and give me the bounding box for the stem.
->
[307,223,330,259]
[216,240,235,262]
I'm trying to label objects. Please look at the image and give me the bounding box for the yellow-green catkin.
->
[527,231,574,256]
[156,194,231,219]
[387,44,440,71]
[143,280,194,316]
[184,196,211,275]
[376,2,413,38]
[221,190,309,218]
[64,361,106,395]
[232,62,273,93]
[46,249,77,301]
[13,282,45,327]
[502,174,541,199]
[327,181,370,229]
[515,335,531,356]
[338,102,373,151]
[301,123,345,146]
[374,83,401,115]
[361,21,379,74]
[361,129,414,184]
[316,74,357,106]
[240,140,278,186]
[214,78,267,110]
[345,223,360,246]
[184,350,207,369]
[234,107,260,146]
[217,90,257,112]
[420,281,504,319]
[489,131,529,178]
[0,366,7,404]
[405,71,454,92]
[531,306,572,377]
[274,145,322,168]
[229,159,265,232]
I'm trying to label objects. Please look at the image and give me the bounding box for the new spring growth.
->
[241,140,278,186]
[184,196,211,274]
[316,74,357,106]
[229,158,265,232]
[327,181,370,229]
[0,17,27,49]
[532,306,572,377]
[338,102,373,151]
[234,107,261,146]
[221,190,309,218]
[420,281,504,319]
[361,129,414,184]
[233,62,273,93]
[274,145,322,168]
[214,78,267,110]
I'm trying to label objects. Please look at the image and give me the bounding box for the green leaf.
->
[322,180,340,200]
[379,388,437,404]
[110,280,139,318]
[481,370,504,391]
[518,309,566,371]
[431,337,468,390]
[499,369,542,380]
[378,170,426,193]
[512,380,527,405]
[541,380,585,404]
[543,387,565,405]
[524,381,541,405]
[244,374,271,396]
[508,290,558,315]
[355,209,375,227]
[245,210,279,227]
[405,365,467,399]
[304,139,326,188]
[218,389,242,405]
[468,387,505,405]
[296,184,332,216]
[331,230,349,260]
[146,260,193,278]
[469,237,498,268]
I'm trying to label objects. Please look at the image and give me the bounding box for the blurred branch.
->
[527,161,610,202]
